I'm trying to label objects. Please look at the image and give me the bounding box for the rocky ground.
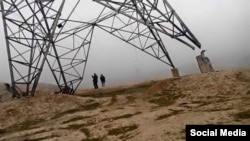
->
[0,68,250,141]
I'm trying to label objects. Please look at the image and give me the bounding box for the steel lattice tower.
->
[0,0,201,97]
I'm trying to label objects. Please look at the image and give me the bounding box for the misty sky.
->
[0,0,250,89]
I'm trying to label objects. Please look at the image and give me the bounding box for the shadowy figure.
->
[4,83,11,93]
[100,74,106,87]
[0,83,11,101]
[198,50,214,72]
[200,50,210,63]
[92,73,98,89]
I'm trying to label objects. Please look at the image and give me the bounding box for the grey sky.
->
[0,0,250,88]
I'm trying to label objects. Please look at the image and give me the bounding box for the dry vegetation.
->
[0,68,250,141]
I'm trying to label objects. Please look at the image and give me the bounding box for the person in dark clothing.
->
[92,73,98,89]
[100,74,106,87]
[200,50,210,63]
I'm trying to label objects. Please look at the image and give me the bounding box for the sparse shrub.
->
[52,103,99,119]
[100,109,109,112]
[82,137,104,141]
[155,113,171,120]
[235,72,250,82]
[85,99,95,103]
[32,129,49,135]
[52,108,81,119]
[108,125,138,135]
[108,95,117,105]
[148,82,182,107]
[149,97,169,106]
[113,112,141,120]
[126,96,136,103]
[101,112,142,122]
[80,128,90,137]
[22,135,60,141]
[180,128,186,134]
[82,102,100,111]
[233,109,250,120]
[8,118,45,132]
[6,108,19,116]
[0,129,6,134]
[64,123,86,130]
[62,116,92,124]
[155,110,182,120]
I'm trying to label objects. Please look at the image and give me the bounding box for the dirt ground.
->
[0,68,250,141]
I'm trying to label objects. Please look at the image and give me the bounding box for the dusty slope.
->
[0,69,250,141]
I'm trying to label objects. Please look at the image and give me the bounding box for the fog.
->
[0,0,250,89]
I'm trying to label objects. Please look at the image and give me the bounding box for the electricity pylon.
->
[0,0,201,97]
[94,0,201,67]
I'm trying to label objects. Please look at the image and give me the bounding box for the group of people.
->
[92,73,106,89]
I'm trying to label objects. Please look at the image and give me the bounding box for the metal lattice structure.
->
[0,0,201,97]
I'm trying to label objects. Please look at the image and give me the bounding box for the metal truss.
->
[0,0,201,97]
[0,0,94,96]
[48,20,94,95]
[0,0,67,97]
[93,9,175,67]
[93,0,201,49]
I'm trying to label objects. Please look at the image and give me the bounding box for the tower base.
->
[196,55,214,73]
[171,68,180,78]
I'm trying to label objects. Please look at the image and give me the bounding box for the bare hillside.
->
[0,69,250,141]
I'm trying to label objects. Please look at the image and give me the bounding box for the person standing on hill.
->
[92,73,98,89]
[100,74,106,87]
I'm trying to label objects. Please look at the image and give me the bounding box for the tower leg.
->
[196,55,214,73]
[171,68,180,78]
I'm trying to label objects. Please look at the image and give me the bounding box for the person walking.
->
[92,73,98,89]
[100,74,106,87]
